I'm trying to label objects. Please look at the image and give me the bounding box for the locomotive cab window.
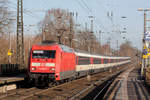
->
[32,50,56,59]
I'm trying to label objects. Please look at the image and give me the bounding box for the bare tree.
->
[37,8,102,54]
[35,9,138,58]
[0,0,14,63]
[0,0,13,36]
[38,8,74,46]
[119,41,137,57]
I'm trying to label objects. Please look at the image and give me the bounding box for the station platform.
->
[104,66,150,100]
[0,74,24,85]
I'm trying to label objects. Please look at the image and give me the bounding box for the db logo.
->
[39,68,47,70]
[40,63,45,66]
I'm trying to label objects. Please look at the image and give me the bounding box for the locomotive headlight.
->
[31,67,36,71]
[46,63,55,67]
[32,63,40,66]
[50,68,55,71]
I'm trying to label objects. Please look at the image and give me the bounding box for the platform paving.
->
[104,66,150,100]
[0,74,24,84]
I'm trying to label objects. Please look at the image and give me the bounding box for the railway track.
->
[92,62,137,100]
[0,87,39,100]
[0,63,132,100]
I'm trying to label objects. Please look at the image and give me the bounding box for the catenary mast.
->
[16,0,24,70]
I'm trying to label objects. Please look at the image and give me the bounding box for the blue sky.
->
[9,0,150,50]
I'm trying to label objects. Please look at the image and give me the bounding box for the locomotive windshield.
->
[32,50,56,59]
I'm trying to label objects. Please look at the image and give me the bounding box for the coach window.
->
[78,56,90,65]
[104,59,108,64]
[93,58,101,64]
[111,59,113,63]
[76,57,78,64]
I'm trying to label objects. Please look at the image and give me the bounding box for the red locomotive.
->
[26,42,131,86]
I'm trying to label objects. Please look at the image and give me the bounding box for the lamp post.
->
[8,18,16,64]
[25,24,36,50]
[121,16,127,34]
[56,16,66,44]
[138,8,150,77]
[69,12,74,47]
[56,29,66,44]
[89,16,94,53]
[138,8,150,36]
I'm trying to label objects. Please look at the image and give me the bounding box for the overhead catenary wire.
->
[75,0,106,31]
[76,0,90,14]
[80,0,92,14]
[9,0,113,41]
[8,1,42,19]
[8,0,107,33]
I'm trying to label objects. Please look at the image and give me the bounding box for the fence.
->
[0,64,19,75]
